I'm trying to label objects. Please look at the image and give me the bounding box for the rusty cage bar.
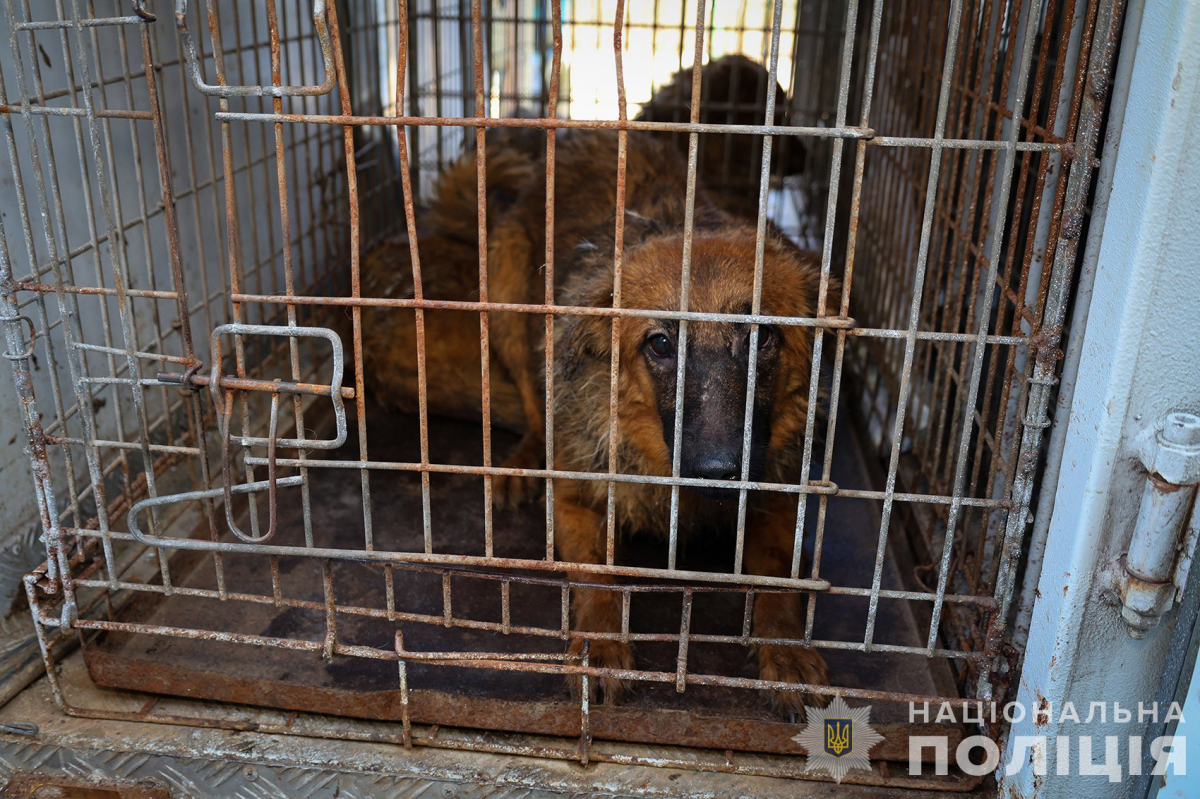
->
[1,0,1123,789]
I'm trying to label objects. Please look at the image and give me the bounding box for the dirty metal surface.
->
[84,404,961,757]
[1,660,993,798]
[0,771,171,799]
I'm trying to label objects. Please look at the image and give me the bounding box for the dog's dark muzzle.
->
[654,339,774,500]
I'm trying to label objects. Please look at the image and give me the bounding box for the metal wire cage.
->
[2,0,1123,789]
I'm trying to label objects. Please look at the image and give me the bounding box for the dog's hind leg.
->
[360,236,525,430]
[363,306,525,431]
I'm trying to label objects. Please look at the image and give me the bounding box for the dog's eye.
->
[757,325,778,351]
[745,325,778,354]
[645,332,674,359]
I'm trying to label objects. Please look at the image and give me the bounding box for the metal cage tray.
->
[84,406,963,761]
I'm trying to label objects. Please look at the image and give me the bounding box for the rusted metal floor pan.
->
[85,404,966,767]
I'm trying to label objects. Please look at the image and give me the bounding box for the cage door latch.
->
[154,323,351,544]
[174,0,336,98]
[1115,412,1200,638]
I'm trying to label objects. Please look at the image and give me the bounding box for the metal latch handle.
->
[152,323,348,545]
[175,0,336,98]
[219,389,280,543]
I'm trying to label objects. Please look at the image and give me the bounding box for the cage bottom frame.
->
[19,404,992,792]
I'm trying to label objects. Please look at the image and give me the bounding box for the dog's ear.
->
[763,236,842,321]
[803,273,842,321]
[579,210,664,256]
[556,256,615,383]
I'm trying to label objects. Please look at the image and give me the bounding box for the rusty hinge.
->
[1114,412,1200,638]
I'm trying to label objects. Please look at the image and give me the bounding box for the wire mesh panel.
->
[844,0,1111,676]
[3,0,1124,787]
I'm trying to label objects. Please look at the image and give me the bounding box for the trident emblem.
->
[824,719,852,757]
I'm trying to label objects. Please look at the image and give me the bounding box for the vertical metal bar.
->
[864,0,969,648]
[157,3,225,596]
[167,0,219,337]
[70,0,172,589]
[1014,0,1103,647]
[393,0,434,554]
[404,0,421,196]
[741,589,754,645]
[326,1,372,554]
[470,0,484,136]
[324,0,364,658]
[2,0,99,597]
[203,0,261,547]
[225,1,267,516]
[137,5,223,580]
[920,0,998,501]
[385,565,397,621]
[620,587,631,642]
[983,0,1126,698]
[602,0,629,566]
[578,640,590,766]
[732,0,789,576]
[266,0,316,556]
[560,582,570,638]
[973,0,1077,577]
[797,0,861,554]
[92,7,177,468]
[23,5,82,538]
[926,0,1045,652]
[270,557,283,604]
[396,631,413,748]
[805,0,886,641]
[675,589,693,693]
[471,0,494,556]
[535,0,548,116]
[0,154,63,606]
[543,0,562,561]
[501,577,511,633]
[666,0,708,571]
[564,0,576,120]
[68,0,134,515]
[321,559,337,659]
[510,0,521,117]
[430,0,445,166]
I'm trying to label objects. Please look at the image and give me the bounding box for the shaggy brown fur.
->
[360,146,535,430]
[361,126,834,717]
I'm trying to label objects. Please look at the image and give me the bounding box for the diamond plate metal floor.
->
[0,664,992,798]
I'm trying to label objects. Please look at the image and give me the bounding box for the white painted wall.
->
[1003,0,1200,795]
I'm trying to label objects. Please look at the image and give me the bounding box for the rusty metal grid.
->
[2,0,1125,782]
[842,0,1118,673]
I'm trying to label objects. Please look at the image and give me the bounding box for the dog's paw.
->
[567,637,635,705]
[494,432,544,508]
[757,643,830,722]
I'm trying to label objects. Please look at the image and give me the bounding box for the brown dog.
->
[636,53,807,218]
[362,126,833,717]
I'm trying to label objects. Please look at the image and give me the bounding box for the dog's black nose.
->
[693,455,740,482]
